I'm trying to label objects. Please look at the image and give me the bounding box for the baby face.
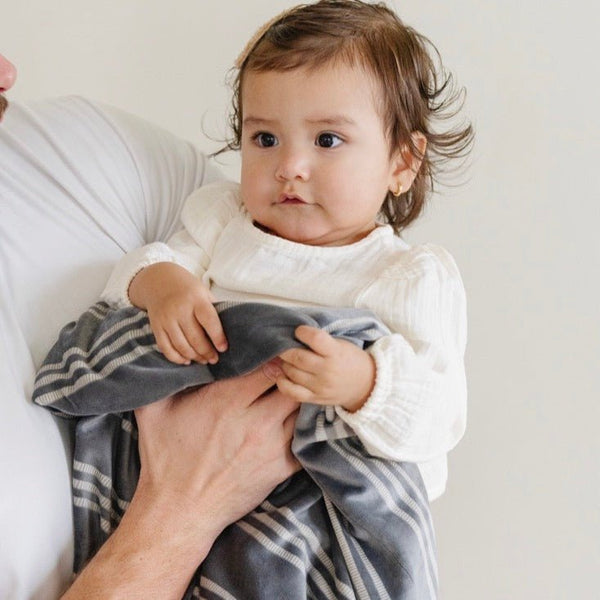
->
[240,62,401,247]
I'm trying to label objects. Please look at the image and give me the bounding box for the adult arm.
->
[62,363,299,600]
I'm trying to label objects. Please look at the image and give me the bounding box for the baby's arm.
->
[279,245,467,467]
[336,246,467,464]
[101,181,242,364]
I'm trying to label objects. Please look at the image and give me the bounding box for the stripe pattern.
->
[33,301,437,599]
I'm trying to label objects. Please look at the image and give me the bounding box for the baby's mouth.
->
[278,193,307,205]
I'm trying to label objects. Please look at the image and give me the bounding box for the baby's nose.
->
[275,146,310,182]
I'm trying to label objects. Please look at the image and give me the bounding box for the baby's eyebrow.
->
[306,116,357,127]
[242,116,276,128]
[242,115,358,128]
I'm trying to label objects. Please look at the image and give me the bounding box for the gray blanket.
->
[33,301,438,599]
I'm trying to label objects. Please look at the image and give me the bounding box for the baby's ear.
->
[391,131,427,191]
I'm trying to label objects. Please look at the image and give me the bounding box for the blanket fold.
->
[33,301,437,599]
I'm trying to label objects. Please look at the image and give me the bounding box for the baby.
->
[103,0,473,502]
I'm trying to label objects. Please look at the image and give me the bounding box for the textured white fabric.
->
[102,180,467,501]
[0,97,221,599]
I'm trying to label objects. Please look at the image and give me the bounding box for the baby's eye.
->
[253,132,278,148]
[316,132,343,148]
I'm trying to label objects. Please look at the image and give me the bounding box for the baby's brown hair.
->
[222,0,474,232]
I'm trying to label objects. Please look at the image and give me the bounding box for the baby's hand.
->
[130,263,228,365]
[277,326,375,412]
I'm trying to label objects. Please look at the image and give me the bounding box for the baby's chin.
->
[252,220,310,244]
[252,217,351,247]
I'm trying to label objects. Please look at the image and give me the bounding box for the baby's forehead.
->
[240,61,387,121]
[242,62,382,104]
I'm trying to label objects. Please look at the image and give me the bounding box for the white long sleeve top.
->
[102,180,467,500]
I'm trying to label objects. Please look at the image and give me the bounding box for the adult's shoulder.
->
[3,95,221,192]
[3,95,183,154]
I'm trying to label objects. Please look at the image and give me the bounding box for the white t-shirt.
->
[0,96,221,599]
[103,180,468,501]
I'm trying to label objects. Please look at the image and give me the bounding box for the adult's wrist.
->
[128,477,221,566]
[61,479,221,600]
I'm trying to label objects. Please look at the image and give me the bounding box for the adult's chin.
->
[0,95,8,120]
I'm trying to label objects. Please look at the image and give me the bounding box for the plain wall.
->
[2,1,599,598]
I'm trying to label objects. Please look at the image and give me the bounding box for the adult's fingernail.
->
[262,359,283,381]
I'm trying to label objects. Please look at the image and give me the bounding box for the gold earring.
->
[392,182,403,197]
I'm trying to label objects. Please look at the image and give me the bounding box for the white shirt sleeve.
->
[336,244,467,463]
[0,96,226,597]
[101,180,242,306]
[96,99,225,244]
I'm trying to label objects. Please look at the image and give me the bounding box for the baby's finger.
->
[154,327,192,365]
[195,304,228,353]
[275,376,313,404]
[180,319,218,364]
[294,326,335,356]
[166,324,205,364]
[279,347,322,374]
[280,360,316,390]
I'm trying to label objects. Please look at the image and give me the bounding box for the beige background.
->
[2,1,599,597]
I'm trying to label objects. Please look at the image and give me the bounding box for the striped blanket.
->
[33,301,438,599]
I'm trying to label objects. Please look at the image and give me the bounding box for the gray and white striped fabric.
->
[33,301,438,599]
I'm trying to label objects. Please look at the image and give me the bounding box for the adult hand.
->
[62,363,299,600]
[135,360,300,533]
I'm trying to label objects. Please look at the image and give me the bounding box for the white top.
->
[103,180,468,501]
[0,96,221,599]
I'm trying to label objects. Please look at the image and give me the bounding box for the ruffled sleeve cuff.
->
[100,242,180,308]
[334,336,412,460]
